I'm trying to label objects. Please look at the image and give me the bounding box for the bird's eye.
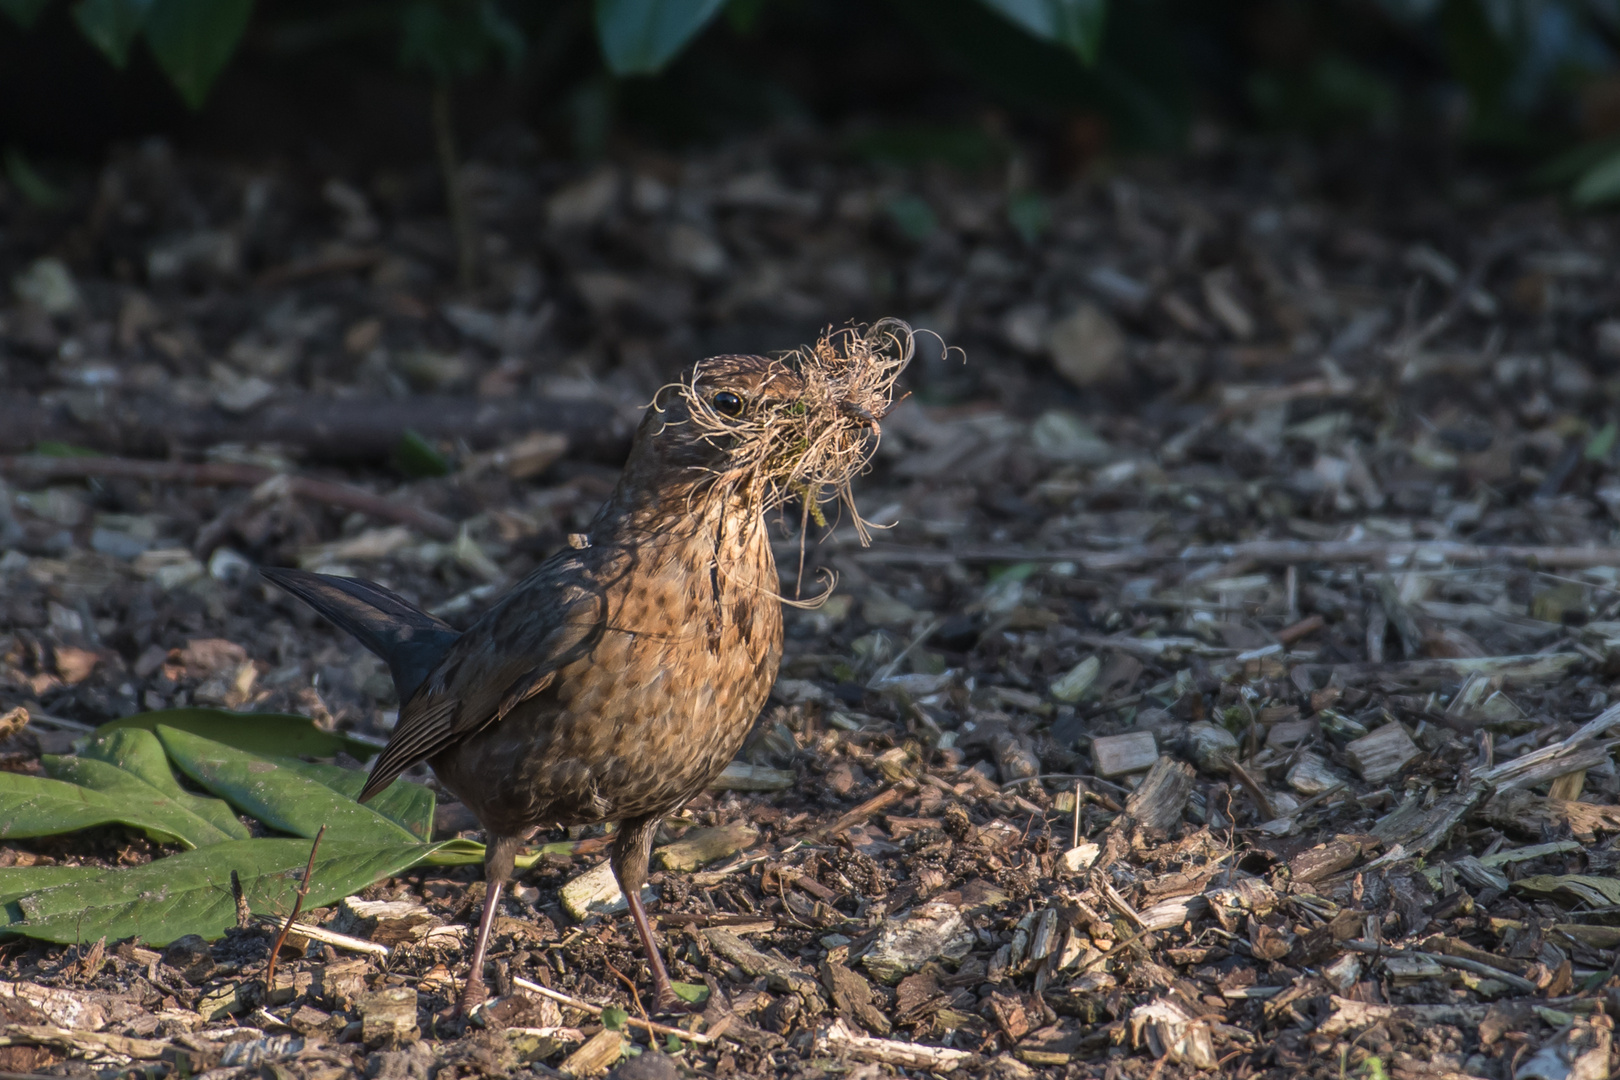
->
[712,390,744,416]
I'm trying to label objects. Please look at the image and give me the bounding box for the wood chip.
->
[1091,731,1158,778]
[1345,723,1420,782]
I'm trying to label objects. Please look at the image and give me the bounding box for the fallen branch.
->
[858,538,1620,572]
[0,393,627,464]
[0,456,458,541]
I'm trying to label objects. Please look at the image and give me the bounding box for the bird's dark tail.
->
[260,567,460,705]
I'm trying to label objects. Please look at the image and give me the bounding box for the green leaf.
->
[11,837,445,945]
[80,728,250,841]
[32,440,100,457]
[1587,421,1618,463]
[0,771,206,845]
[72,0,150,67]
[600,1005,629,1030]
[142,0,253,110]
[1573,147,1620,208]
[594,0,726,76]
[1007,191,1050,244]
[97,707,379,759]
[669,980,709,1004]
[2,865,101,930]
[3,146,67,210]
[272,758,434,842]
[155,726,417,846]
[393,428,451,479]
[399,0,524,81]
[0,865,101,906]
[886,194,938,241]
[0,0,52,28]
[977,0,1106,65]
[41,755,238,849]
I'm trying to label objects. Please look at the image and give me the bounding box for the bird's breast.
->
[440,512,783,832]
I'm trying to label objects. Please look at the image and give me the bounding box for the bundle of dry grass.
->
[678,318,913,548]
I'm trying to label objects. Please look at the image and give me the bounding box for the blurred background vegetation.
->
[1,0,1619,204]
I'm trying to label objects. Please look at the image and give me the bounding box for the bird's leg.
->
[460,832,521,1015]
[611,815,687,1013]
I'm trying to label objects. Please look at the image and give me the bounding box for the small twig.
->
[814,785,906,840]
[0,455,457,541]
[511,976,717,1045]
[265,826,325,991]
[601,956,651,1031]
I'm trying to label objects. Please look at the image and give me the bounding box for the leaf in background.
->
[31,440,99,457]
[98,707,378,759]
[0,0,52,28]
[886,194,938,242]
[3,147,67,209]
[156,726,417,846]
[393,428,451,478]
[12,837,444,945]
[274,758,434,841]
[977,0,1107,65]
[399,0,524,81]
[1573,146,1620,208]
[594,0,726,76]
[1007,191,1050,244]
[41,755,237,849]
[79,728,249,841]
[0,771,196,844]
[142,0,254,109]
[72,0,151,67]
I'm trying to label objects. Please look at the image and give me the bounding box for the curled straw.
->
[677,318,912,549]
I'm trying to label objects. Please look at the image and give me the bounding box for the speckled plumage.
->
[264,353,825,1014]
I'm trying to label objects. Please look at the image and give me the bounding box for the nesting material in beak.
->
[677,318,913,544]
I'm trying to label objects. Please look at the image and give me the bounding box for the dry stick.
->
[815,785,906,840]
[265,826,326,992]
[510,976,717,1046]
[858,538,1620,573]
[0,455,457,541]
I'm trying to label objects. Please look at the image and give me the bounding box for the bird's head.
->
[627,320,912,539]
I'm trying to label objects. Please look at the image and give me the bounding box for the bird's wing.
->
[357,561,608,802]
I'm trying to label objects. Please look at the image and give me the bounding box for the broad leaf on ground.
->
[98,706,378,759]
[12,838,445,945]
[41,755,237,849]
[156,726,417,845]
[78,728,250,841]
[273,758,434,841]
[0,771,198,846]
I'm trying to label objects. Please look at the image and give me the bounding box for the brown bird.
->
[262,324,907,1013]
